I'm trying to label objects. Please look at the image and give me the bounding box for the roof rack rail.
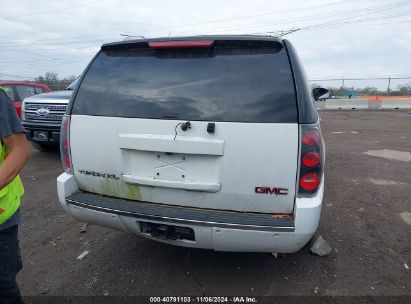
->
[120,34,147,41]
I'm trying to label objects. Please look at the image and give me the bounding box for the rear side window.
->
[34,87,44,94]
[72,41,297,123]
[16,85,36,100]
[66,78,79,90]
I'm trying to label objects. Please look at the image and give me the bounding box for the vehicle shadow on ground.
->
[87,232,333,296]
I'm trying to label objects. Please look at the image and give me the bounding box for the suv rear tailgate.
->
[70,116,298,213]
[69,38,299,214]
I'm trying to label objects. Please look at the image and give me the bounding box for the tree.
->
[327,86,355,97]
[61,75,76,89]
[44,72,58,85]
[397,83,411,95]
[34,72,77,91]
[358,86,378,95]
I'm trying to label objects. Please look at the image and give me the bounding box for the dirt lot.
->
[16,111,411,298]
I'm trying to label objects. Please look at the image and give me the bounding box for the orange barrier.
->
[359,95,411,102]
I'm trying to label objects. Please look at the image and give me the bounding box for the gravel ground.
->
[16,110,411,299]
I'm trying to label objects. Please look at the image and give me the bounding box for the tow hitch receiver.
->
[140,222,195,241]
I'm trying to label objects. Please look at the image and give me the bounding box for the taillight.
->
[299,173,320,191]
[302,130,320,146]
[60,115,73,174]
[14,101,22,119]
[298,124,324,196]
[302,152,320,168]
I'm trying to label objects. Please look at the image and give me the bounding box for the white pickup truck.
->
[57,35,326,253]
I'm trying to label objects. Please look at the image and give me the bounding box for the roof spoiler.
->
[101,35,283,51]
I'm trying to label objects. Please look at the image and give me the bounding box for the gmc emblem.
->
[255,187,288,195]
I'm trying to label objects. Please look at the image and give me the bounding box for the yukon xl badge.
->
[36,107,50,116]
[255,187,288,195]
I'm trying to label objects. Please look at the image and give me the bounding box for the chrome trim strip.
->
[66,198,295,232]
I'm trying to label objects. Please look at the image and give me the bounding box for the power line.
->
[5,0,111,19]
[302,10,411,30]
[0,47,66,61]
[0,60,87,69]
[248,2,411,36]
[0,40,106,48]
[1,1,410,78]
[263,12,411,35]
[0,45,101,53]
[0,0,358,47]
[312,18,411,29]
[0,55,87,64]
[2,0,408,47]
[142,0,360,36]
[189,1,411,35]
[1,0,406,51]
[155,1,409,38]
[0,73,35,80]
[299,1,411,31]
[0,33,118,44]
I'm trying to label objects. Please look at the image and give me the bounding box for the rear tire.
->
[31,142,59,152]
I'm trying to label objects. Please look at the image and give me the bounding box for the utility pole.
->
[387,76,391,94]
[341,77,345,89]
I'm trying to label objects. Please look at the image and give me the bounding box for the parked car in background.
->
[22,78,78,151]
[0,81,52,118]
[312,87,331,101]
[57,35,327,253]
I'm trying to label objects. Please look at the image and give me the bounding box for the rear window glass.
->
[16,85,36,100]
[72,41,297,123]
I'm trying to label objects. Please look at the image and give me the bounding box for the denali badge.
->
[255,187,288,195]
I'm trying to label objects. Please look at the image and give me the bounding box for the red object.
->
[64,155,71,170]
[298,125,323,195]
[302,130,320,146]
[14,101,23,118]
[149,40,215,48]
[63,138,69,150]
[299,173,320,191]
[0,81,52,118]
[302,152,320,168]
[60,115,72,173]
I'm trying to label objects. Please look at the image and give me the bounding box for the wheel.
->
[31,142,59,152]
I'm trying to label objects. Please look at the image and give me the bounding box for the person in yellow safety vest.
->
[0,89,30,303]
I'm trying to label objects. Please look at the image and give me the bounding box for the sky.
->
[0,0,410,90]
